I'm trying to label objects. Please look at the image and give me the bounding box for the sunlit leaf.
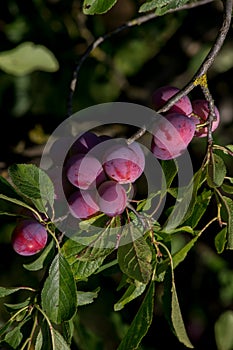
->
[83,0,117,14]
[118,227,152,284]
[41,254,77,324]
[61,239,105,280]
[9,163,54,213]
[0,42,59,76]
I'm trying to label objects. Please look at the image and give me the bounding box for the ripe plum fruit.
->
[11,219,48,256]
[68,190,99,219]
[192,99,220,137]
[103,142,145,184]
[98,181,127,217]
[152,86,192,116]
[66,154,105,190]
[151,113,196,160]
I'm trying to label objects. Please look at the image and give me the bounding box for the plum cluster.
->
[64,132,145,220]
[151,85,220,160]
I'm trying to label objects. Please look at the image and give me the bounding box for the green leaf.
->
[0,319,13,338]
[207,154,227,188]
[222,183,233,194]
[4,325,23,348]
[117,282,155,350]
[61,238,105,280]
[0,286,27,298]
[35,320,51,350]
[163,168,205,232]
[36,322,71,350]
[161,159,178,189]
[215,311,233,350]
[9,163,54,213]
[77,288,100,306]
[215,227,227,254]
[220,196,233,249]
[0,42,59,76]
[53,328,71,350]
[41,254,77,324]
[139,0,171,12]
[183,189,212,228]
[118,227,152,284]
[4,298,31,313]
[0,194,40,219]
[72,226,116,262]
[114,282,147,311]
[62,320,74,345]
[163,266,193,348]
[225,145,233,153]
[23,240,55,271]
[171,277,193,348]
[0,175,22,199]
[83,0,117,14]
[172,234,200,269]
[155,0,190,15]
[161,225,194,235]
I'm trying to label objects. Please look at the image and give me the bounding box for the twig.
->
[128,0,233,144]
[68,0,215,116]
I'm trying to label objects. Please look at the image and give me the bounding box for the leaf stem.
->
[35,304,56,349]
[46,224,61,253]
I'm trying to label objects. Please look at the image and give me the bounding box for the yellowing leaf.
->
[0,42,59,76]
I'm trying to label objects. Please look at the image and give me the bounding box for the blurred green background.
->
[0,0,233,349]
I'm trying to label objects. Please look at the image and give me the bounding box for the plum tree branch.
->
[68,0,215,116]
[128,0,233,144]
[157,0,233,114]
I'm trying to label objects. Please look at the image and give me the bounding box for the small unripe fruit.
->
[68,190,100,219]
[103,142,145,184]
[152,86,192,116]
[98,181,127,217]
[11,219,48,256]
[192,99,220,137]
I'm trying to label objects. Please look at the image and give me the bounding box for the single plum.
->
[70,132,101,155]
[192,99,220,137]
[68,190,100,219]
[103,142,145,184]
[98,181,127,217]
[151,113,196,160]
[11,219,48,256]
[152,86,192,116]
[66,154,105,190]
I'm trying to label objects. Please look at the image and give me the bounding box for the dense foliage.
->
[0,1,233,349]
